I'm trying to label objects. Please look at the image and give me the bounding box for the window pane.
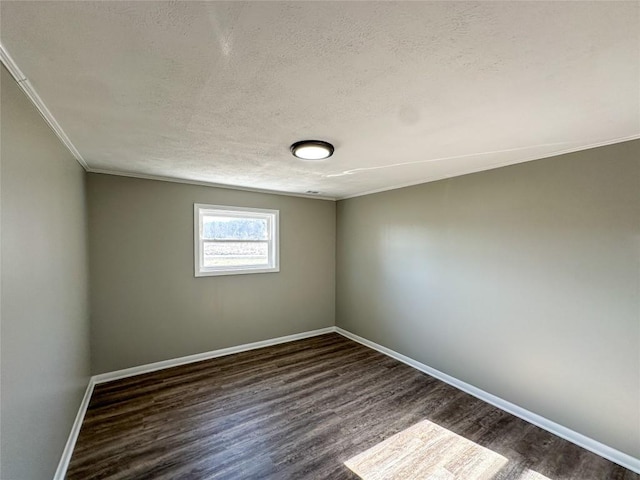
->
[203,242,269,267]
[202,216,268,240]
[195,204,278,277]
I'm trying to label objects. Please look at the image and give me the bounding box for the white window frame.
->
[194,204,280,277]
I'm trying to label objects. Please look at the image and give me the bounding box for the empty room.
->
[1,1,639,479]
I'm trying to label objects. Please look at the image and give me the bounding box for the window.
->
[194,204,279,277]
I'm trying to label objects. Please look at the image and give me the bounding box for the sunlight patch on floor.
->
[345,419,508,479]
[518,470,551,480]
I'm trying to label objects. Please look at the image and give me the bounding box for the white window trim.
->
[194,203,280,277]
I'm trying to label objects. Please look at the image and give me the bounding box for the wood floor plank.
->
[67,333,638,479]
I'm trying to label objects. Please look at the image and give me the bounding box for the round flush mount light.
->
[290,140,334,160]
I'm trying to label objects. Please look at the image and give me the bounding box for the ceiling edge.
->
[87,168,338,201]
[0,42,89,170]
[0,41,332,201]
[3,39,636,203]
[337,134,640,201]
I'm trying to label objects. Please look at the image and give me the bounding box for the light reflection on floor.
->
[517,470,551,480]
[345,419,508,479]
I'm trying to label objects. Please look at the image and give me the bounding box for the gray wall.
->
[336,140,640,458]
[1,67,90,479]
[88,173,335,374]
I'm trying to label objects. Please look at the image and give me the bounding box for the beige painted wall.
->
[0,67,90,479]
[336,140,640,458]
[88,173,335,373]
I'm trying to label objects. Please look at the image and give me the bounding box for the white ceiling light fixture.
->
[290,140,334,160]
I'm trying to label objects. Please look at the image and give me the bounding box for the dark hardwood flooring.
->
[67,333,638,479]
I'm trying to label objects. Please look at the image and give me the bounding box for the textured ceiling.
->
[1,1,638,199]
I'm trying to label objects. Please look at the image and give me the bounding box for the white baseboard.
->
[92,326,336,384]
[54,327,335,479]
[53,378,95,480]
[335,326,640,474]
[55,325,640,478]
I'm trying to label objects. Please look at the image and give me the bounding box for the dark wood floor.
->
[67,333,638,479]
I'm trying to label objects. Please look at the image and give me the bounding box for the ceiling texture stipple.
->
[1,1,638,199]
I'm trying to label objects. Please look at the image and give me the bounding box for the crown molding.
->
[337,134,640,201]
[3,38,637,202]
[1,42,89,170]
[87,168,337,201]
[0,41,336,201]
